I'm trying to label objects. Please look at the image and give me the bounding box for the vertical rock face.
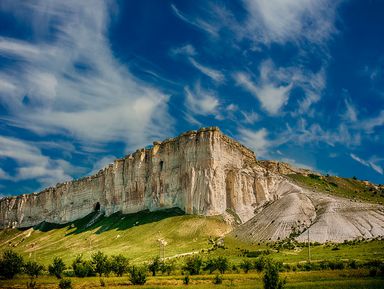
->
[0,127,265,228]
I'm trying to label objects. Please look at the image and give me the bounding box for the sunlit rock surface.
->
[1,127,383,243]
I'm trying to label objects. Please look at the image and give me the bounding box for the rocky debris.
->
[233,180,384,243]
[257,160,319,176]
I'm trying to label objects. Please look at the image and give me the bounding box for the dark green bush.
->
[128,266,147,285]
[263,260,286,289]
[254,256,268,272]
[91,251,110,277]
[49,257,66,279]
[183,255,203,275]
[72,255,94,277]
[240,259,253,273]
[183,274,190,285]
[58,279,72,289]
[0,249,24,279]
[213,274,223,284]
[148,256,161,276]
[110,254,129,277]
[24,261,44,278]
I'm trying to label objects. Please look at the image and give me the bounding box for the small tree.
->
[148,256,161,276]
[215,256,229,274]
[240,259,253,273]
[110,254,129,277]
[160,259,176,276]
[24,261,44,278]
[204,257,217,274]
[91,251,109,277]
[48,257,66,279]
[254,256,267,272]
[128,265,147,285]
[72,255,94,277]
[0,249,24,279]
[263,260,286,289]
[183,255,203,275]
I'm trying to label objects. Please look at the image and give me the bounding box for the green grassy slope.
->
[287,174,384,204]
[0,208,231,266]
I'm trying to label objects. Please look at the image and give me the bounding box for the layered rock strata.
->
[0,127,266,228]
[1,127,383,243]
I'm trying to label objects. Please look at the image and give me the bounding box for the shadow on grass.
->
[32,207,185,236]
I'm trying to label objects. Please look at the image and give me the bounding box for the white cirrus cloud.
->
[242,0,339,45]
[184,83,220,117]
[0,0,174,153]
[188,57,224,83]
[235,66,291,116]
[0,136,75,187]
[237,127,270,157]
[350,154,383,175]
[170,4,218,37]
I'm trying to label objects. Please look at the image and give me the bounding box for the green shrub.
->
[110,254,129,277]
[128,266,147,285]
[160,259,175,275]
[72,255,94,277]
[348,259,358,269]
[24,261,44,278]
[49,257,66,279]
[58,279,72,289]
[100,278,106,287]
[254,256,268,272]
[91,251,110,277]
[183,274,190,285]
[263,260,286,289]
[26,280,37,289]
[148,256,161,276]
[213,274,223,284]
[0,249,24,279]
[240,259,253,273]
[183,255,203,275]
[215,256,229,274]
[204,257,217,274]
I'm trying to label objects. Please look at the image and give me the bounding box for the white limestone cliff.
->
[1,127,383,243]
[0,127,263,228]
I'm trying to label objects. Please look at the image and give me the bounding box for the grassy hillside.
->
[287,174,384,204]
[0,208,231,266]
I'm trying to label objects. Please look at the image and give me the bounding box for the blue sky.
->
[0,0,383,196]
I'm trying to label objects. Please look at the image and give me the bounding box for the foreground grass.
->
[0,270,383,289]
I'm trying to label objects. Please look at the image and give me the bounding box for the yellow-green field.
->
[0,208,231,266]
[0,270,383,289]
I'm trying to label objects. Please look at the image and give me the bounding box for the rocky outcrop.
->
[1,127,383,243]
[0,127,263,228]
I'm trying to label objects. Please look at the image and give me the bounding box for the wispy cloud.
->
[0,136,75,187]
[188,57,224,83]
[237,127,270,157]
[0,1,174,152]
[234,62,291,115]
[184,84,220,117]
[343,98,358,122]
[170,44,196,57]
[242,0,339,45]
[358,110,384,133]
[170,4,218,37]
[350,153,383,175]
